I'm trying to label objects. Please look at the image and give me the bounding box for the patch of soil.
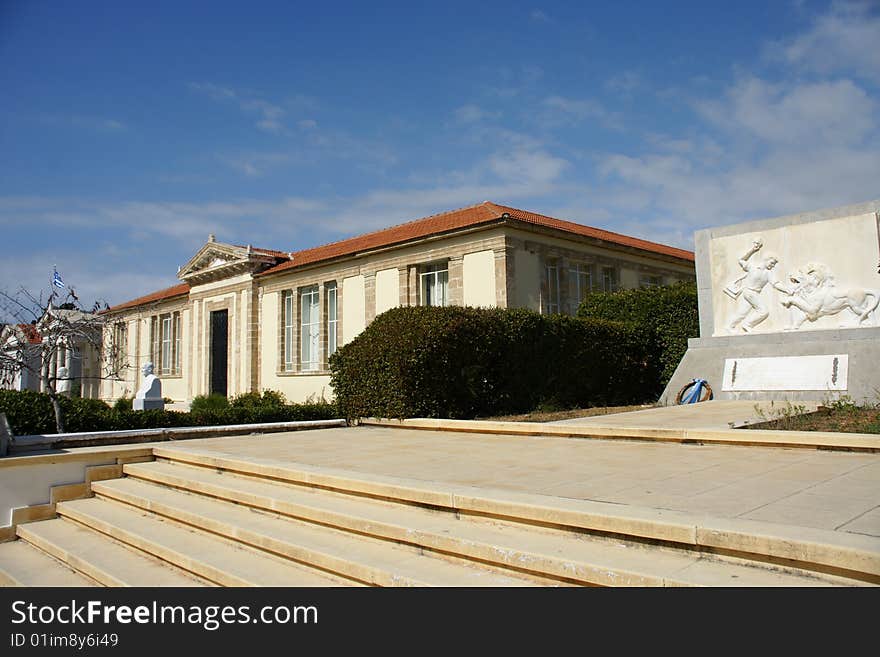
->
[746,406,880,434]
[481,404,655,423]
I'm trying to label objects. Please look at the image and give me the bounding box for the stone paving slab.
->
[550,400,820,430]
[162,426,880,539]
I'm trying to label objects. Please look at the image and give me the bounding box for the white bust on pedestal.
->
[133,361,164,411]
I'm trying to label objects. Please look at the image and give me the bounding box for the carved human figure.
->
[726,239,791,332]
[133,361,163,410]
[56,366,71,395]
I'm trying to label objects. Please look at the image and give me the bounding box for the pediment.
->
[178,240,282,284]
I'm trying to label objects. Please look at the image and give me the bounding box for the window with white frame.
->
[569,263,594,311]
[300,285,320,371]
[326,282,338,360]
[601,266,619,293]
[282,290,295,371]
[543,258,560,314]
[639,274,663,288]
[149,311,181,375]
[420,263,448,307]
[112,321,128,370]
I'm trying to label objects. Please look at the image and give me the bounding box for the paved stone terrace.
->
[164,425,880,538]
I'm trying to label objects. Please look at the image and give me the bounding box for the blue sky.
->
[1,1,878,314]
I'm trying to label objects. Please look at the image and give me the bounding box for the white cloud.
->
[772,1,880,82]
[605,71,642,94]
[220,152,292,177]
[539,95,619,129]
[454,104,501,123]
[530,9,551,23]
[37,114,127,133]
[189,82,288,133]
[488,150,568,184]
[590,2,880,236]
[696,77,875,145]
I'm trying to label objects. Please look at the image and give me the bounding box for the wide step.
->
[16,518,208,587]
[0,540,96,587]
[55,497,354,587]
[119,460,849,587]
[92,476,541,587]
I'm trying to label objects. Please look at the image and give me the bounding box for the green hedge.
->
[329,306,656,421]
[0,389,338,436]
[578,281,698,392]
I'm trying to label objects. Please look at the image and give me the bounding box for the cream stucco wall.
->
[375,268,399,316]
[514,249,541,311]
[342,275,365,344]
[269,374,334,403]
[463,250,497,307]
[259,290,279,388]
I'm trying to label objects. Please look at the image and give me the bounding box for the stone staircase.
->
[1,446,877,587]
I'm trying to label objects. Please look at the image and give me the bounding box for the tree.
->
[0,283,125,434]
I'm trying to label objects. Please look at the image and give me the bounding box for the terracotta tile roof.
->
[108,202,693,312]
[17,323,41,344]
[258,201,693,278]
[106,282,190,313]
[489,202,695,262]
[232,244,290,259]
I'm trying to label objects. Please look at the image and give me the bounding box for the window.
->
[639,274,663,288]
[543,258,560,314]
[420,263,448,307]
[282,290,295,371]
[569,263,594,310]
[601,266,619,293]
[150,311,181,375]
[326,282,338,360]
[112,321,127,370]
[300,285,320,371]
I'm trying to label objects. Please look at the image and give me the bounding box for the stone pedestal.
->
[133,362,165,412]
[663,200,880,405]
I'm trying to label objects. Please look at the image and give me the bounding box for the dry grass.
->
[747,404,880,434]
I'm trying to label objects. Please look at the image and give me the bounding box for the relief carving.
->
[780,263,879,330]
[724,238,790,332]
[722,239,880,333]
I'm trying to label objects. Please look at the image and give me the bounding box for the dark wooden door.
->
[210,309,228,397]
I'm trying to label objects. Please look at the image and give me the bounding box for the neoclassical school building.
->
[101,202,696,404]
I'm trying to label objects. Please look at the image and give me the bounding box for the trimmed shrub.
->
[578,281,698,392]
[0,390,57,436]
[190,393,231,414]
[230,389,287,409]
[113,396,133,411]
[0,389,338,436]
[329,306,656,421]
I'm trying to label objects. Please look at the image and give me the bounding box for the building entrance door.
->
[210,309,228,397]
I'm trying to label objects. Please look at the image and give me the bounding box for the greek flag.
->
[52,269,65,289]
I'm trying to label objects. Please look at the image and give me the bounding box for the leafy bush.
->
[113,396,133,411]
[0,388,338,436]
[230,389,287,409]
[0,390,57,436]
[189,393,231,413]
[329,306,656,421]
[578,281,698,390]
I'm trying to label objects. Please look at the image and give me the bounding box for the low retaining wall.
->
[7,419,347,454]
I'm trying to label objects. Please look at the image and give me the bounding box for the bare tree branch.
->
[1,284,128,434]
